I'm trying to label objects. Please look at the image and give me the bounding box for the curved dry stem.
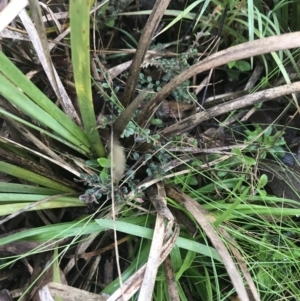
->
[160,81,300,137]
[122,0,171,108]
[166,186,251,301]
[137,31,300,128]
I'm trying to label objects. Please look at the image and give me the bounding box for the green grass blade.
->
[175,250,196,281]
[96,219,221,261]
[170,245,183,272]
[0,200,84,216]
[119,9,195,20]
[193,0,210,31]
[0,106,90,155]
[270,52,290,83]
[0,220,103,245]
[0,193,79,202]
[248,0,255,67]
[70,0,105,157]
[0,52,90,149]
[0,161,75,192]
[157,0,202,36]
[0,73,91,153]
[0,183,61,194]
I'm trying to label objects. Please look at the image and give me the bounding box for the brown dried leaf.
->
[165,186,259,301]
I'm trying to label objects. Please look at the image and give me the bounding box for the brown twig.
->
[122,0,171,108]
[160,81,300,137]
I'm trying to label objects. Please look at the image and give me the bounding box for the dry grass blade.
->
[0,105,80,183]
[102,50,164,80]
[0,105,79,175]
[0,27,30,41]
[107,224,180,301]
[138,213,165,301]
[63,233,99,275]
[0,134,79,176]
[166,187,253,301]
[39,2,62,33]
[0,0,28,31]
[219,229,260,301]
[137,31,300,127]
[0,193,73,225]
[146,183,174,221]
[113,90,148,137]
[139,183,174,301]
[122,0,171,107]
[163,256,180,301]
[160,81,300,137]
[19,4,80,123]
[47,282,107,301]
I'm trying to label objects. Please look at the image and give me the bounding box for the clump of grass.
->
[0,1,300,301]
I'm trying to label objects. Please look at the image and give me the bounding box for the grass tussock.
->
[0,1,300,300]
